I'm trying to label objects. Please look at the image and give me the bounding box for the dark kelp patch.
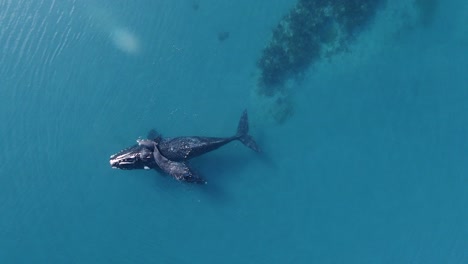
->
[256,0,386,124]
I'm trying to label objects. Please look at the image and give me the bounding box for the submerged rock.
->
[217,31,230,42]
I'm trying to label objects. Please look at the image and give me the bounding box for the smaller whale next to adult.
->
[109,110,260,183]
[152,139,206,184]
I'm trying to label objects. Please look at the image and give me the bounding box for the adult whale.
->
[109,110,260,183]
[149,110,260,161]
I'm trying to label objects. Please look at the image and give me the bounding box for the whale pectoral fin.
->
[147,129,161,140]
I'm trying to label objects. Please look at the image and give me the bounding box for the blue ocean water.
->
[1,0,467,263]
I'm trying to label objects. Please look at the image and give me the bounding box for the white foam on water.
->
[84,2,142,55]
[110,27,140,55]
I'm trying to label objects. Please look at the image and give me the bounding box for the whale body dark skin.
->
[109,110,260,183]
[148,110,260,161]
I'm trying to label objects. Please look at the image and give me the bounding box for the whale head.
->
[109,144,154,170]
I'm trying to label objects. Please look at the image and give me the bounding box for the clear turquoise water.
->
[1,0,467,263]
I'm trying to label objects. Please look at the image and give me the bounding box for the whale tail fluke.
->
[236,110,261,153]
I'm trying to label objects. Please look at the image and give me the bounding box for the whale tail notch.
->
[236,110,261,153]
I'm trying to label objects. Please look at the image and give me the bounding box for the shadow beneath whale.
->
[147,140,272,204]
[193,149,272,202]
[147,170,231,205]
[142,157,233,204]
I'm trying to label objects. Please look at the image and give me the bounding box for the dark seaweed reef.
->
[257,0,385,122]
